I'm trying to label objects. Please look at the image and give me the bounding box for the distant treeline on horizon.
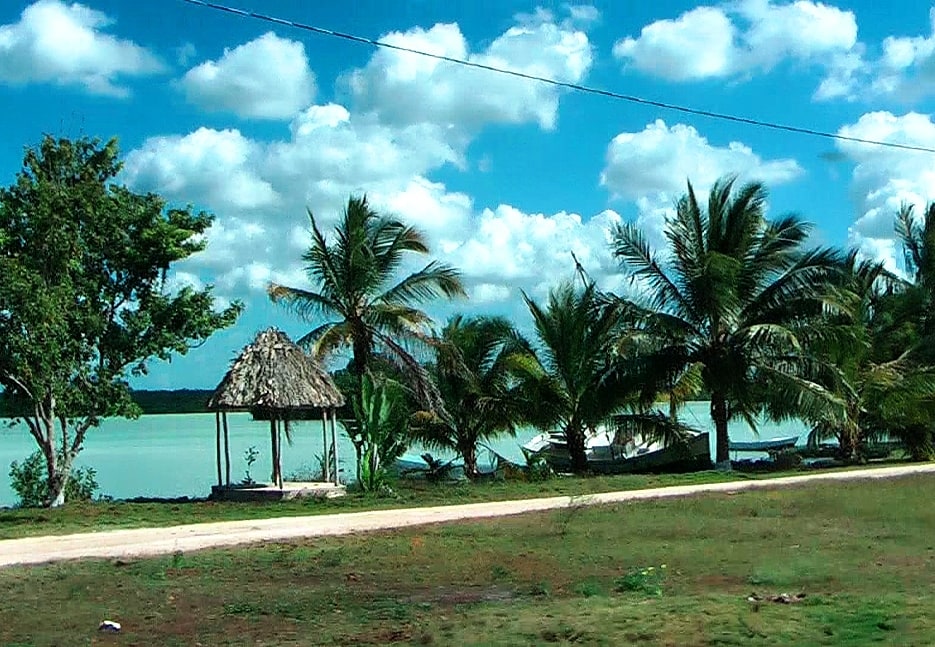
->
[0,389,214,418]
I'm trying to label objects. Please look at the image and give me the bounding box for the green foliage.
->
[9,451,98,508]
[614,564,667,596]
[523,280,687,472]
[523,453,554,482]
[0,135,242,505]
[412,315,536,478]
[268,195,464,408]
[804,249,935,461]
[612,176,846,466]
[349,374,411,493]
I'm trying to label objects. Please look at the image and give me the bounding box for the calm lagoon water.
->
[0,402,808,506]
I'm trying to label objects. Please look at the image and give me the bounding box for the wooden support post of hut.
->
[206,328,346,501]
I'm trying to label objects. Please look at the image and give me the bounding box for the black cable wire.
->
[179,0,935,155]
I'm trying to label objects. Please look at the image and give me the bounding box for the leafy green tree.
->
[0,136,242,506]
[268,196,464,406]
[612,177,845,469]
[412,315,536,478]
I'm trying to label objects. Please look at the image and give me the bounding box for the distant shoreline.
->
[0,389,214,417]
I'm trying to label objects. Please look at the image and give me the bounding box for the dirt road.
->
[2,463,934,568]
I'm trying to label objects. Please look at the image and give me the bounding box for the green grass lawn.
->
[2,474,934,646]
[0,462,909,540]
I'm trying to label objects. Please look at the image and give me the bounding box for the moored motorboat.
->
[522,428,711,474]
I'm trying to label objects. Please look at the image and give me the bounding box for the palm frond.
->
[611,222,698,325]
[377,261,466,306]
[267,284,343,321]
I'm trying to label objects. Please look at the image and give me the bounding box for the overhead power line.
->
[180,0,935,155]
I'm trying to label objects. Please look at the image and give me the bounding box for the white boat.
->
[522,428,711,474]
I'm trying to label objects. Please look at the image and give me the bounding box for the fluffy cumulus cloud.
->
[180,32,316,119]
[0,0,162,96]
[450,206,622,299]
[121,104,461,294]
[836,112,935,270]
[601,120,803,250]
[602,120,802,201]
[865,9,935,101]
[794,7,935,102]
[121,103,629,309]
[344,8,592,131]
[122,127,279,213]
[613,0,857,95]
[120,7,635,313]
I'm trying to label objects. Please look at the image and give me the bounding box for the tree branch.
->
[2,372,35,401]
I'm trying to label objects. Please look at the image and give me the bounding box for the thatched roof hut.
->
[208,328,345,491]
[208,328,345,413]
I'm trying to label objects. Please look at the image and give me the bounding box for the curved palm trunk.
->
[566,423,588,473]
[711,394,731,470]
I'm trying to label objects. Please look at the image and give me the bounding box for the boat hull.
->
[541,432,712,475]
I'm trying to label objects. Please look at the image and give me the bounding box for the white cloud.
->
[601,120,803,252]
[180,32,315,119]
[450,206,620,293]
[121,104,461,297]
[565,5,601,26]
[344,9,592,131]
[836,111,935,270]
[175,42,196,67]
[122,127,279,212]
[0,0,162,96]
[120,100,631,312]
[867,9,935,101]
[601,120,803,201]
[613,0,858,93]
[613,7,736,81]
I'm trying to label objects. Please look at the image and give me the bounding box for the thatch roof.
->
[207,328,345,413]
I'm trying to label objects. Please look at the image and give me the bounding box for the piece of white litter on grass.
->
[99,620,121,633]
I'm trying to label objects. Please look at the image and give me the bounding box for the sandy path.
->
[2,463,934,568]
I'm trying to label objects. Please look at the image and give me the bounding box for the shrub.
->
[614,564,667,596]
[9,450,99,507]
[525,453,553,482]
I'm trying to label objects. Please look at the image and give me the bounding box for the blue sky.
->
[2,0,935,389]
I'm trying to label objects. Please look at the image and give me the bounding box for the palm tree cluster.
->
[270,182,935,482]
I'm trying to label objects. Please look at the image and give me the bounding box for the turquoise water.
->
[0,403,808,506]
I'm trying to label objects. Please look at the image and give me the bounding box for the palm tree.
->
[897,202,935,291]
[523,280,681,473]
[612,176,845,469]
[412,315,535,478]
[268,195,465,403]
[895,203,935,360]
[804,255,935,460]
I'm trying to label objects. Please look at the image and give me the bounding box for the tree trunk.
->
[36,397,70,507]
[838,428,861,463]
[462,441,478,480]
[44,445,70,508]
[566,424,588,473]
[711,394,731,470]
